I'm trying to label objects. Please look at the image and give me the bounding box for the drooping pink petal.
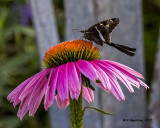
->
[82,86,94,103]
[64,99,70,109]
[19,69,50,100]
[44,67,54,110]
[94,60,134,93]
[17,73,48,119]
[101,60,144,79]
[19,78,41,100]
[28,78,47,117]
[76,60,98,81]
[56,64,69,100]
[138,79,149,89]
[89,61,111,90]
[102,61,143,88]
[107,73,125,101]
[97,60,149,89]
[17,94,30,120]
[12,94,22,108]
[117,68,141,88]
[126,78,140,89]
[7,70,44,103]
[7,77,31,101]
[75,63,82,86]
[8,69,50,108]
[47,67,59,110]
[44,86,50,110]
[68,62,81,100]
[27,70,50,108]
[68,62,81,92]
[94,71,108,92]
[110,86,123,101]
[9,86,26,107]
[88,64,125,101]
[123,74,140,88]
[70,90,80,100]
[102,60,148,89]
[55,95,63,110]
[55,94,69,110]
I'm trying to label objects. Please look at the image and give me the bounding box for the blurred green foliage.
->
[0,0,50,128]
[53,0,65,41]
[0,0,159,128]
[143,0,160,86]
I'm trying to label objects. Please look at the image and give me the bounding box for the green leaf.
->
[83,106,114,116]
[0,82,11,97]
[4,25,35,37]
[0,51,37,73]
[0,116,21,128]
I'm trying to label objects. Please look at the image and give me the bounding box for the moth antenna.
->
[72,28,82,39]
[72,28,79,31]
[72,28,82,33]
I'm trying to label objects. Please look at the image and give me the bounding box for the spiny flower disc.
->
[43,39,101,68]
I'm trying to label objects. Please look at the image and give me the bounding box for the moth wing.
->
[99,18,119,34]
[84,27,103,46]
[96,23,111,43]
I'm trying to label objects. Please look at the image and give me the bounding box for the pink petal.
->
[55,94,69,110]
[82,86,94,103]
[28,79,47,117]
[12,94,22,108]
[123,74,140,88]
[94,60,134,93]
[104,61,142,88]
[101,60,144,79]
[56,64,69,100]
[27,70,50,107]
[70,89,80,100]
[8,69,50,108]
[64,99,70,109]
[19,69,50,100]
[102,61,145,89]
[44,86,50,110]
[7,77,31,101]
[76,60,98,81]
[107,74,125,101]
[89,61,111,90]
[138,79,149,89]
[100,60,148,89]
[68,62,81,100]
[19,80,39,100]
[68,62,81,92]
[44,67,54,110]
[48,67,59,109]
[17,95,30,120]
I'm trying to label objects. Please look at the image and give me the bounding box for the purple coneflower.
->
[7,40,148,121]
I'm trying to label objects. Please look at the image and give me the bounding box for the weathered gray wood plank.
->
[64,0,103,127]
[30,0,70,128]
[101,0,146,128]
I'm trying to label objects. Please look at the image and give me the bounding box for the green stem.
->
[69,90,83,128]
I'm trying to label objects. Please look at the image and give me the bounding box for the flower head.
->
[43,40,101,68]
[7,39,148,120]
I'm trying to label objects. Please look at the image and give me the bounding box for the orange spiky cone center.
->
[43,40,101,68]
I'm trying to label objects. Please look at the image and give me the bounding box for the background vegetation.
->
[0,0,159,128]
